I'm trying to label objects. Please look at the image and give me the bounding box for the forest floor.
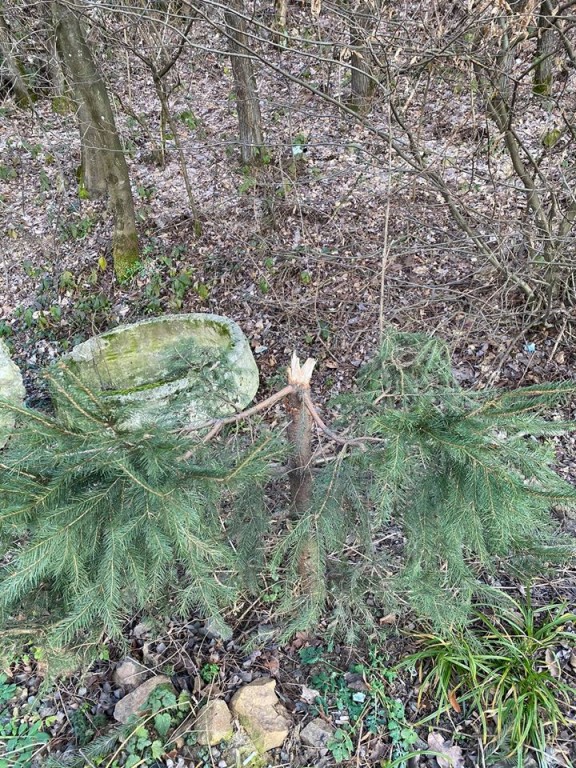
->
[1,3,576,766]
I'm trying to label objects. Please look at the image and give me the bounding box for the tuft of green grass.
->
[404,596,576,766]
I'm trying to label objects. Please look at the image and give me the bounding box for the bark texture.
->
[224,0,264,164]
[534,0,556,95]
[286,356,318,593]
[53,1,138,278]
[0,12,34,107]
[349,1,376,112]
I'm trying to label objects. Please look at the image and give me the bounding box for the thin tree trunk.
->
[46,5,72,114]
[224,0,264,164]
[53,1,138,279]
[0,12,34,107]
[152,76,201,228]
[350,1,376,113]
[273,0,288,46]
[534,0,555,95]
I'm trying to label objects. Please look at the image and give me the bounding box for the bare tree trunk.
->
[273,0,288,46]
[224,0,264,164]
[0,11,34,107]
[46,5,72,114]
[349,1,376,112]
[534,0,555,95]
[53,1,138,279]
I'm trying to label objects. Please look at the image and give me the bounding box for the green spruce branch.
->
[0,330,575,648]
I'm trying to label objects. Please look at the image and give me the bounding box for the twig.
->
[180,384,294,459]
[547,315,568,364]
[185,384,294,434]
[379,98,392,344]
[180,359,385,457]
[302,391,385,447]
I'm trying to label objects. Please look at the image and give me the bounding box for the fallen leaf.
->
[545,648,561,678]
[448,689,461,713]
[265,655,280,676]
[427,732,464,768]
[290,631,309,650]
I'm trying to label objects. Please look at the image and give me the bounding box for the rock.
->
[113,675,172,724]
[300,718,334,749]
[113,657,149,691]
[52,314,259,430]
[0,339,25,448]
[194,700,233,746]
[230,677,291,753]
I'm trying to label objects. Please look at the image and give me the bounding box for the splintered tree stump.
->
[285,354,319,589]
[286,354,315,518]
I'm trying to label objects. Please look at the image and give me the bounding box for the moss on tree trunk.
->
[54,1,139,278]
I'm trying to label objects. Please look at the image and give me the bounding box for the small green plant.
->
[45,686,192,768]
[405,597,576,765]
[167,268,194,309]
[179,110,199,130]
[59,215,94,241]
[195,282,210,301]
[300,646,417,764]
[0,165,17,181]
[115,259,143,284]
[0,674,50,767]
[239,174,257,194]
[200,662,220,683]
[136,185,154,201]
[328,728,354,762]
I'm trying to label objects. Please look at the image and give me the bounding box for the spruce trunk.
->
[53,2,138,279]
[286,356,319,595]
[224,0,264,164]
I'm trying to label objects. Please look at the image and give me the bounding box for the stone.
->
[113,675,172,724]
[230,677,291,753]
[112,657,149,691]
[194,699,233,746]
[0,339,25,448]
[52,314,259,430]
[300,718,334,749]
